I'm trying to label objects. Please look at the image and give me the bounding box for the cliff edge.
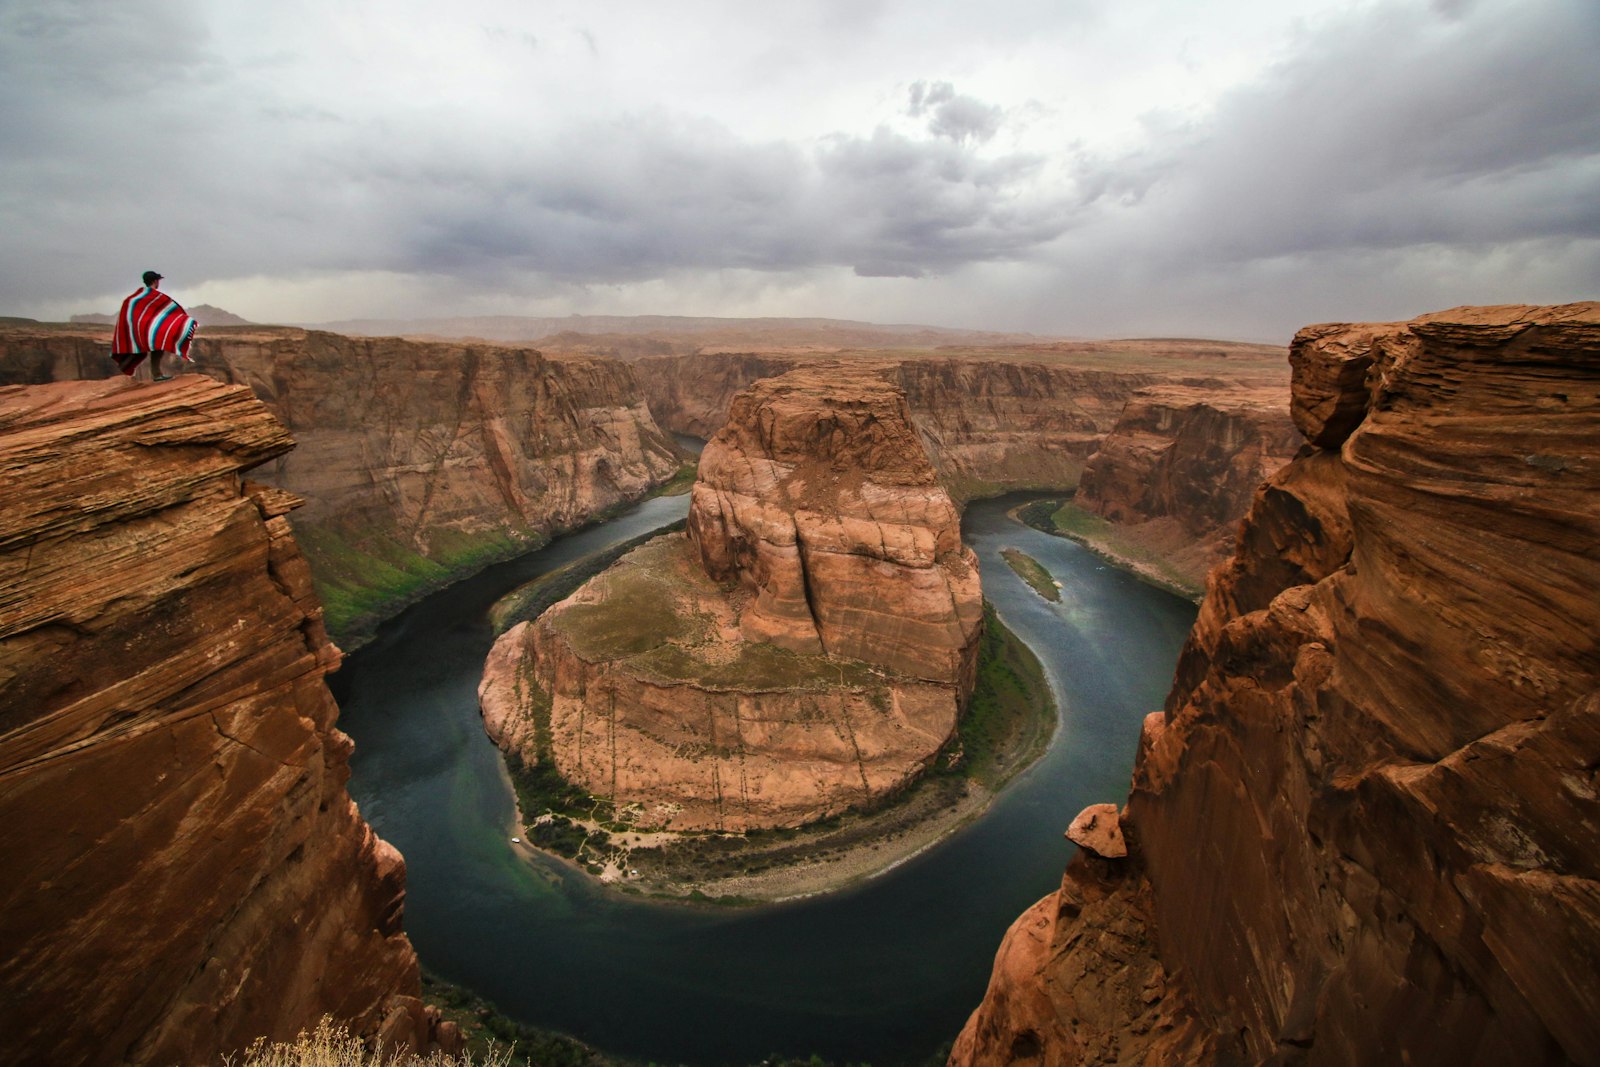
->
[0,325,685,647]
[952,303,1600,1066]
[0,379,442,1064]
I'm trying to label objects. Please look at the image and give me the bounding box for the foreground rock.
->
[0,379,445,1064]
[1070,382,1301,589]
[0,324,684,646]
[482,369,983,830]
[952,304,1600,1066]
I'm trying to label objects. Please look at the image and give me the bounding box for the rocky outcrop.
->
[687,370,983,684]
[0,325,684,645]
[639,350,1287,502]
[0,378,445,1064]
[483,369,983,830]
[953,304,1600,1066]
[1071,383,1301,587]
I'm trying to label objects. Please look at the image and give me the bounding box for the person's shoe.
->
[153,374,173,382]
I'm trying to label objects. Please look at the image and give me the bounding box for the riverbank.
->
[1011,498,1204,602]
[504,603,1056,905]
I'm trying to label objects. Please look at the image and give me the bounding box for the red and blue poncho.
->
[111,287,198,374]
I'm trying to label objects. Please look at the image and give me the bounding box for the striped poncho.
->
[111,286,198,374]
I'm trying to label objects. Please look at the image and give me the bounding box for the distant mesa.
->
[480,367,984,831]
[72,304,252,327]
[300,312,1050,351]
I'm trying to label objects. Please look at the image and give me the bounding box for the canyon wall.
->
[482,369,983,830]
[1071,383,1300,588]
[638,352,1232,500]
[0,325,684,646]
[952,304,1600,1066]
[0,378,446,1064]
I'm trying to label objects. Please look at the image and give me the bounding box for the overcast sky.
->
[2,0,1596,340]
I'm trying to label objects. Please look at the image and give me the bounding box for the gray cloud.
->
[0,11,1076,309]
[395,119,1068,283]
[0,0,1593,337]
[908,81,1005,143]
[1068,0,1600,265]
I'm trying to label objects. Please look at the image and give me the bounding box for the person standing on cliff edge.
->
[111,270,197,381]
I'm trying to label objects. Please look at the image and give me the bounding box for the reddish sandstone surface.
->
[637,347,1287,502]
[952,304,1600,1066]
[0,324,684,645]
[687,369,983,683]
[481,370,983,830]
[0,379,449,1064]
[1072,383,1301,588]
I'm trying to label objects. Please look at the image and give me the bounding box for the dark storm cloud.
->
[1,2,1074,310]
[1067,0,1600,267]
[2,0,1593,333]
[401,118,1066,283]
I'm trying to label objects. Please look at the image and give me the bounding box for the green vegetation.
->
[421,971,616,1067]
[946,602,1056,790]
[297,522,534,648]
[654,460,698,496]
[1000,548,1060,602]
[489,521,687,634]
[555,559,707,659]
[299,457,696,649]
[1015,496,1203,601]
[501,672,619,863]
[1015,497,1063,531]
[613,604,1054,891]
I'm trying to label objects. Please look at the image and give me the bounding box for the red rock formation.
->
[953,304,1600,1066]
[0,325,684,646]
[687,369,983,684]
[0,379,443,1064]
[1071,383,1301,588]
[639,351,1288,501]
[482,369,983,830]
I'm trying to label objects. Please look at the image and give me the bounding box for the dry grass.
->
[227,1018,512,1067]
[554,546,710,659]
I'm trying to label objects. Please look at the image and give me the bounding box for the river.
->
[334,494,1196,1066]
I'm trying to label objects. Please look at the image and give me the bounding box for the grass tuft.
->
[227,1016,512,1067]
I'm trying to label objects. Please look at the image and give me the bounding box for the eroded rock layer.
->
[1072,383,1300,587]
[687,369,984,685]
[0,325,684,645]
[0,379,438,1065]
[483,370,983,830]
[953,304,1600,1066]
[639,349,1287,501]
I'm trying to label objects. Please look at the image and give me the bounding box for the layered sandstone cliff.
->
[0,325,684,646]
[0,378,445,1064]
[638,350,1286,502]
[1070,383,1300,588]
[482,369,983,830]
[953,304,1600,1066]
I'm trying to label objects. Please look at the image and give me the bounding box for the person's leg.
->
[151,352,169,381]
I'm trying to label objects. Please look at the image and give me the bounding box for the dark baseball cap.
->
[142,270,164,286]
